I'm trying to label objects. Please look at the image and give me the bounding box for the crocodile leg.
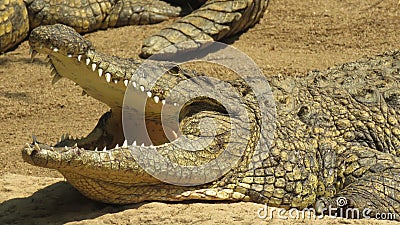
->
[24,0,181,33]
[140,0,270,57]
[316,147,400,220]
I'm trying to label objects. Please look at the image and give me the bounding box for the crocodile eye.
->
[349,88,380,105]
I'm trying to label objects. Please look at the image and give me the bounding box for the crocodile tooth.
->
[53,47,59,52]
[67,54,72,58]
[141,143,145,147]
[50,69,57,76]
[173,102,177,106]
[98,68,103,77]
[132,81,137,88]
[154,96,160,103]
[34,143,41,151]
[114,80,118,84]
[162,100,166,105]
[48,63,55,70]
[123,80,129,87]
[85,58,90,65]
[81,90,87,96]
[132,140,137,146]
[115,144,119,148]
[94,147,98,151]
[91,63,97,71]
[77,55,82,62]
[64,146,69,150]
[105,73,111,83]
[73,143,78,148]
[122,140,128,147]
[102,146,107,151]
[147,91,152,97]
[140,86,145,92]
[30,49,38,61]
[52,74,62,84]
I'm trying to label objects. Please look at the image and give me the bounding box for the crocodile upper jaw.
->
[48,51,127,109]
[30,43,176,150]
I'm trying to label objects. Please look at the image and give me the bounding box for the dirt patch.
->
[0,0,399,224]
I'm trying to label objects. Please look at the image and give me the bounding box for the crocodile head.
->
[28,24,188,149]
[23,24,258,204]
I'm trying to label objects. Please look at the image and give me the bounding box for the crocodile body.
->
[0,0,269,57]
[22,24,400,220]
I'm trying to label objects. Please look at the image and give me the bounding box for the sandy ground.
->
[0,0,399,224]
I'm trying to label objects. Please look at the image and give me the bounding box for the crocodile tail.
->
[140,0,270,58]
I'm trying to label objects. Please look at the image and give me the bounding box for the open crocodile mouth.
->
[21,24,260,202]
[26,24,190,153]
[23,25,242,191]
[25,24,231,158]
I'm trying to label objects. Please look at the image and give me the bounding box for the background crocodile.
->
[0,0,269,57]
[22,24,400,220]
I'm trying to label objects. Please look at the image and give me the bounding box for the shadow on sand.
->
[0,181,144,225]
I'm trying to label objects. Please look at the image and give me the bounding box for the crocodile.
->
[23,24,400,220]
[0,0,269,57]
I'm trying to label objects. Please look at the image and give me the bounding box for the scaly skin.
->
[22,24,400,220]
[0,0,29,52]
[0,0,269,56]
